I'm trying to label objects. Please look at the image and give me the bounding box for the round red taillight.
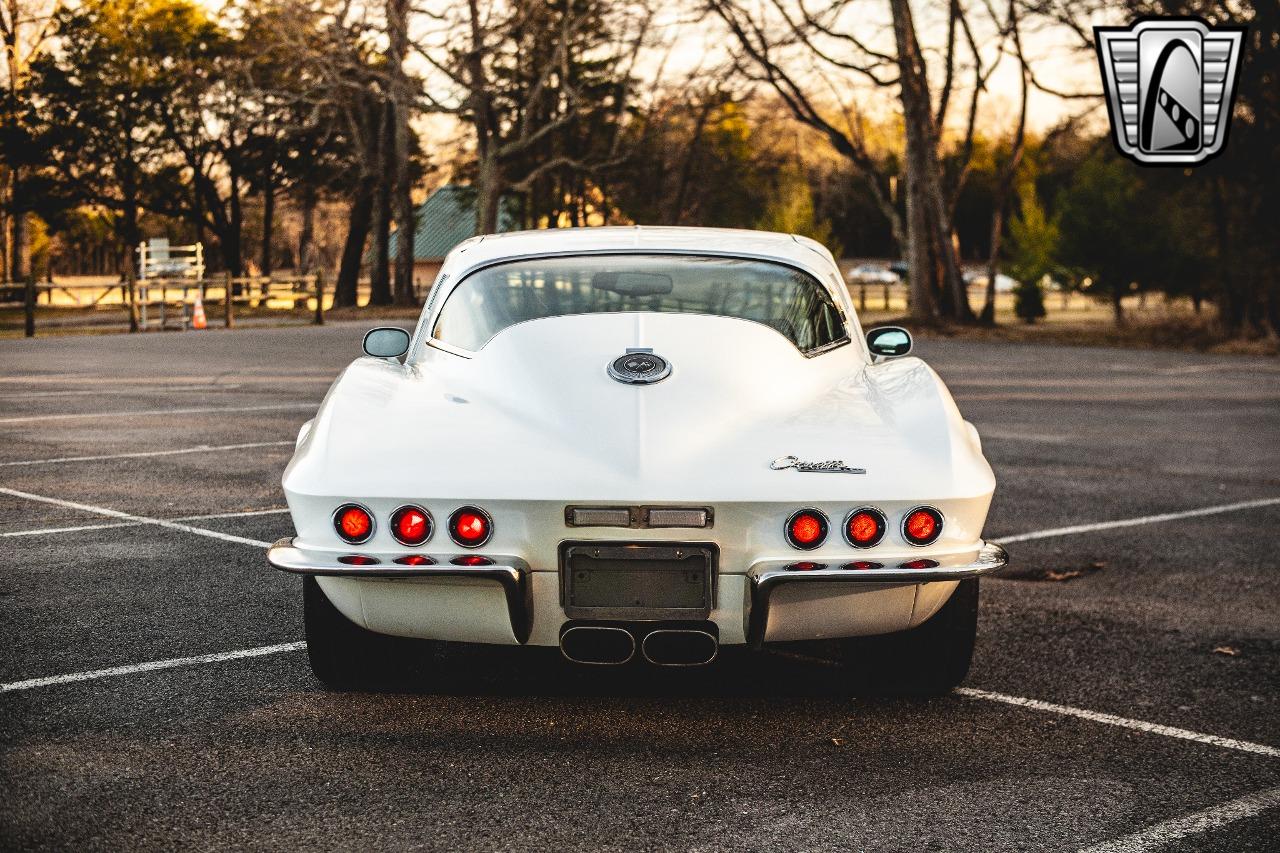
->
[844,507,886,548]
[903,507,943,546]
[394,555,435,566]
[333,504,374,544]
[390,505,432,546]
[449,506,492,548]
[785,509,828,550]
[451,554,494,566]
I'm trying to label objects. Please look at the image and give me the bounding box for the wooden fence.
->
[4,273,326,337]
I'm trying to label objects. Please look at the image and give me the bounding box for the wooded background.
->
[1,0,1275,334]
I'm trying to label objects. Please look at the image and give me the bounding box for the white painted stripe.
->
[1078,785,1280,853]
[0,507,289,538]
[0,440,293,468]
[0,487,273,548]
[0,642,306,694]
[957,688,1280,758]
[0,402,315,425]
[998,497,1280,544]
[0,385,244,399]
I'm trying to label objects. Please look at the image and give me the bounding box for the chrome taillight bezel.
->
[901,505,944,547]
[843,506,888,548]
[332,503,376,545]
[448,505,493,548]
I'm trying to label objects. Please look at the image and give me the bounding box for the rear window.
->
[431,254,847,354]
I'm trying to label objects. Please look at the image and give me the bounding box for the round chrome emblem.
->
[607,351,671,385]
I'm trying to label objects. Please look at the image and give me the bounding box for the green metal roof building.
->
[389,185,522,282]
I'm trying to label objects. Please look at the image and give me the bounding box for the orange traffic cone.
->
[191,293,207,330]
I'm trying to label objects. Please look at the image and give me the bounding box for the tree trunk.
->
[477,150,502,234]
[369,103,394,307]
[388,0,417,306]
[298,182,317,276]
[335,179,374,308]
[10,206,28,282]
[1111,285,1125,327]
[980,204,1005,325]
[261,175,275,278]
[889,0,967,323]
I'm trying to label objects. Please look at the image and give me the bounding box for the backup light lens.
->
[845,508,886,548]
[903,507,943,546]
[842,560,883,570]
[449,506,492,547]
[901,558,939,569]
[785,561,825,571]
[334,504,373,544]
[451,554,494,566]
[338,554,378,566]
[391,505,432,546]
[785,509,828,550]
[394,555,435,566]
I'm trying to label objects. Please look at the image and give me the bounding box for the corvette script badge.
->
[770,456,866,474]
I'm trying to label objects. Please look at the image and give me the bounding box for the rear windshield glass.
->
[431,254,847,353]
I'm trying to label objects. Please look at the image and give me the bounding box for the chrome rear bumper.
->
[267,537,533,643]
[746,541,1008,647]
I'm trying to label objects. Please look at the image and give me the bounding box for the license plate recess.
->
[560,542,716,620]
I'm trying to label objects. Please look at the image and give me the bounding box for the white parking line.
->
[0,440,293,468]
[1078,785,1280,853]
[0,642,306,694]
[1,487,1278,774]
[0,487,272,548]
[0,507,289,538]
[956,688,1280,758]
[0,385,249,399]
[999,496,1280,544]
[0,402,316,425]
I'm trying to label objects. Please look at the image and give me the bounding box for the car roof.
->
[440,226,840,279]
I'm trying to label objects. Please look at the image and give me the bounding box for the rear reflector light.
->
[785,508,828,550]
[785,561,826,571]
[900,558,939,569]
[646,508,710,528]
[390,505,432,546]
[902,507,944,546]
[844,507,886,548]
[333,504,374,544]
[394,555,435,566]
[451,554,494,566]
[449,506,492,547]
[842,560,883,570]
[567,507,632,527]
[338,554,378,565]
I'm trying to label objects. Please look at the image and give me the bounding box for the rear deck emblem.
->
[770,456,866,474]
[608,348,671,385]
[1095,18,1245,166]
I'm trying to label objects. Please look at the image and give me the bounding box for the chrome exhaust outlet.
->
[640,629,719,667]
[560,626,636,665]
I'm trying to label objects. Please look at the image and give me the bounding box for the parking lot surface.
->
[1,325,1277,851]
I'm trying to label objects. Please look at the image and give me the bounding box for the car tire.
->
[303,576,436,690]
[839,578,979,697]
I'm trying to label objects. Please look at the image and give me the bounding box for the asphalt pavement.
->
[0,324,1277,852]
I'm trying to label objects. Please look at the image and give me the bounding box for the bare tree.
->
[1,0,60,281]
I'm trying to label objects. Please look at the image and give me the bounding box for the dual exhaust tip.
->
[560,625,718,667]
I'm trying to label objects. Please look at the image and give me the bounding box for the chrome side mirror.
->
[363,327,411,359]
[866,326,912,360]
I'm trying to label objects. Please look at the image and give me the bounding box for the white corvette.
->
[269,226,1007,693]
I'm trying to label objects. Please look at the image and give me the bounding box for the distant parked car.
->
[847,263,901,285]
[964,272,1020,293]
